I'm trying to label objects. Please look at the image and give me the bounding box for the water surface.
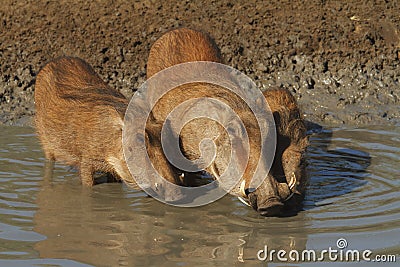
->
[0,125,398,266]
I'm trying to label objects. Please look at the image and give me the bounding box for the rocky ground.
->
[1,0,399,127]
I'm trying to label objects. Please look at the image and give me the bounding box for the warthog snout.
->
[244,173,297,216]
[145,28,309,215]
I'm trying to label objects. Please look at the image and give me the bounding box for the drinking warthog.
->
[146,28,308,216]
[34,56,184,201]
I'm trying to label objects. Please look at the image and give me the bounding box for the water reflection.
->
[33,160,308,266]
[0,125,398,266]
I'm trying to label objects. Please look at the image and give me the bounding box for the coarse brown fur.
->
[146,28,308,215]
[147,28,223,78]
[35,56,136,187]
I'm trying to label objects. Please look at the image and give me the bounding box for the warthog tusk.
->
[238,196,251,207]
[283,172,297,202]
[238,173,297,205]
[209,164,220,180]
[288,172,296,190]
[211,164,250,207]
[240,180,246,197]
[238,180,251,206]
[210,164,296,207]
[284,191,295,202]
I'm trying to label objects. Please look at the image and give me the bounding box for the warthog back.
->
[35,56,135,187]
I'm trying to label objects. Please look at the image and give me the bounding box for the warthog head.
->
[140,77,308,215]
[141,28,308,215]
[176,86,308,216]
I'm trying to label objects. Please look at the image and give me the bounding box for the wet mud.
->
[0,0,399,126]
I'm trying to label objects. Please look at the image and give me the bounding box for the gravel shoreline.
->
[1,0,399,127]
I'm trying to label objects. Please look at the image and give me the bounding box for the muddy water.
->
[0,125,398,266]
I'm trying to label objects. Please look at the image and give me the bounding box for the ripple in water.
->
[304,127,399,254]
[0,125,399,266]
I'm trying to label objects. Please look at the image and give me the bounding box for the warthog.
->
[35,56,184,201]
[146,28,308,216]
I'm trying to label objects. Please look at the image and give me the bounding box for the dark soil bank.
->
[1,0,399,126]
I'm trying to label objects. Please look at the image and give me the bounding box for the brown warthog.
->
[35,56,184,201]
[146,28,308,216]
